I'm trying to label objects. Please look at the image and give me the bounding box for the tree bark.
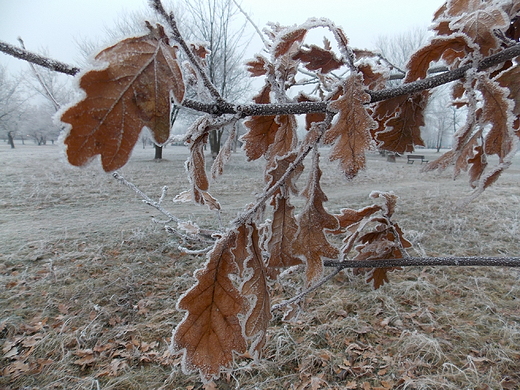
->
[7,131,15,149]
[154,144,163,160]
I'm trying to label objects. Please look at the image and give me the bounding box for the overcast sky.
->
[0,0,444,73]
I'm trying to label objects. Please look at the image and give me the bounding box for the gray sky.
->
[0,0,444,72]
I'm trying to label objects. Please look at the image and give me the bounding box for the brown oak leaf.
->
[172,231,247,381]
[274,28,307,57]
[267,195,303,271]
[292,44,344,73]
[468,145,488,188]
[375,92,429,154]
[237,224,271,356]
[246,55,271,77]
[242,115,296,162]
[323,75,376,179]
[478,78,515,160]
[296,93,327,131]
[331,205,382,234]
[455,8,510,57]
[61,23,184,171]
[405,36,469,82]
[497,64,520,116]
[292,154,339,285]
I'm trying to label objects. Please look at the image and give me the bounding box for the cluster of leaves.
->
[56,0,520,382]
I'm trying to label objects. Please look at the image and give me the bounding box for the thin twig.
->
[231,0,268,48]
[271,267,343,311]
[18,38,61,111]
[149,0,226,104]
[112,172,178,220]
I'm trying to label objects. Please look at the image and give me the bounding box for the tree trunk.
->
[154,144,163,160]
[7,131,15,149]
[209,129,223,159]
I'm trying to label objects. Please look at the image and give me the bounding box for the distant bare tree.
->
[181,0,252,158]
[0,66,25,148]
[374,27,430,72]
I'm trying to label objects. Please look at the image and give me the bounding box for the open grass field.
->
[1,143,520,389]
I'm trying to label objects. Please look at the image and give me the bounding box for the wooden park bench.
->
[407,155,429,164]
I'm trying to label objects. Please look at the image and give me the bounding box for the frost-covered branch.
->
[323,256,520,269]
[0,40,80,76]
[112,172,215,241]
[2,34,519,118]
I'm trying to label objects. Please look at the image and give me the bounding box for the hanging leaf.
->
[497,64,520,116]
[172,231,246,381]
[478,78,515,160]
[292,154,339,285]
[245,55,270,77]
[267,195,303,271]
[468,145,488,187]
[358,63,387,90]
[323,75,376,179]
[242,115,296,162]
[375,92,429,154]
[61,23,184,171]
[330,205,382,234]
[237,224,271,356]
[242,116,280,160]
[264,151,304,201]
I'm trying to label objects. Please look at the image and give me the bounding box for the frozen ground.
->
[1,143,519,389]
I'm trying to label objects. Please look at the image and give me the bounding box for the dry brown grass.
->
[1,144,519,389]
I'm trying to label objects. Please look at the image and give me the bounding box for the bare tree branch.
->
[2,35,519,118]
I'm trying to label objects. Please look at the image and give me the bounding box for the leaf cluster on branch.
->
[1,0,520,382]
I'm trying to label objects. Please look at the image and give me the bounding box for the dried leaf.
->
[323,75,376,179]
[497,63,520,116]
[274,28,307,57]
[468,145,487,187]
[292,44,344,73]
[172,231,247,381]
[237,224,271,356]
[478,78,515,159]
[211,122,237,179]
[375,92,429,154]
[453,129,482,178]
[370,191,399,218]
[332,205,382,234]
[455,8,509,56]
[296,93,326,131]
[444,0,486,17]
[264,151,304,201]
[242,115,297,162]
[242,116,279,160]
[292,154,339,285]
[405,36,469,82]
[358,63,387,90]
[61,23,184,171]
[246,55,270,77]
[267,195,303,271]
